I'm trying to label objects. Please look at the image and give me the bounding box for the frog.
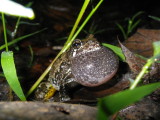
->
[35,34,119,101]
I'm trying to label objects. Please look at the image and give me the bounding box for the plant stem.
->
[0,28,46,50]
[12,17,21,39]
[26,58,55,97]
[71,0,104,41]
[1,13,8,52]
[67,0,90,42]
[28,45,34,67]
[62,0,104,54]
[130,58,153,90]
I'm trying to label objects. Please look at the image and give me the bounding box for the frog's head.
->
[68,34,101,58]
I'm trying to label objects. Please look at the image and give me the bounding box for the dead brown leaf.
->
[124,29,160,57]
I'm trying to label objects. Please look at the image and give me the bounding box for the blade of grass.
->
[148,15,160,22]
[26,56,57,97]
[116,23,127,40]
[97,82,160,120]
[1,13,8,51]
[1,51,26,101]
[131,11,144,22]
[130,41,160,89]
[0,28,47,50]
[129,19,141,33]
[127,19,132,34]
[69,0,104,43]
[129,58,154,89]
[28,45,34,67]
[12,17,21,38]
[61,0,104,54]
[1,12,27,101]
[67,0,90,41]
[102,43,125,61]
[153,41,160,56]
[1,12,43,101]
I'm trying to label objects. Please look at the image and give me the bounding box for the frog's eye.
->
[72,39,82,50]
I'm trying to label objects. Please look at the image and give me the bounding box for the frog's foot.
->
[58,87,71,102]
[59,94,71,102]
[35,82,56,101]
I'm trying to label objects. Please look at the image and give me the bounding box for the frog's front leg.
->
[58,77,76,101]
[49,64,76,101]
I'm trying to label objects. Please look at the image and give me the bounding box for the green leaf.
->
[131,11,144,22]
[129,19,141,33]
[1,51,26,101]
[153,41,160,56]
[97,82,160,120]
[28,45,34,67]
[148,15,160,22]
[0,28,46,50]
[116,23,127,40]
[102,43,125,61]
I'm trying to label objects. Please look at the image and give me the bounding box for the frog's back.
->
[48,53,71,90]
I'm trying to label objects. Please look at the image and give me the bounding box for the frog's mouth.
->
[75,43,101,57]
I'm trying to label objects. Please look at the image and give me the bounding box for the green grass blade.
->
[130,41,160,89]
[0,28,46,50]
[131,11,144,22]
[127,19,132,34]
[28,45,34,67]
[102,43,125,61]
[130,58,153,89]
[70,0,103,42]
[129,19,141,33]
[148,15,160,22]
[63,0,104,54]
[67,0,90,41]
[1,51,26,101]
[97,82,160,120]
[1,13,8,51]
[116,23,127,40]
[153,41,160,56]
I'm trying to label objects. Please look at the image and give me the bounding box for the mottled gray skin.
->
[48,52,72,91]
[49,34,119,89]
[36,35,119,100]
